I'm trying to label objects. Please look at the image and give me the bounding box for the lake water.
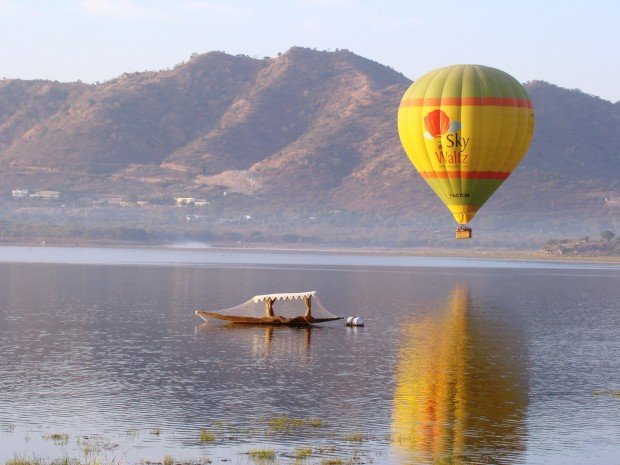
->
[0,246,618,465]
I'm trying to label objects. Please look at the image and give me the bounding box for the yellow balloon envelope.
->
[398,65,535,225]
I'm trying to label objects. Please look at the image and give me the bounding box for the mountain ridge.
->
[0,47,618,244]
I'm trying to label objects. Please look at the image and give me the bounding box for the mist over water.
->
[0,248,618,464]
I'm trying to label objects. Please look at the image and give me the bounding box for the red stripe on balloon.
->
[420,171,511,180]
[401,97,533,109]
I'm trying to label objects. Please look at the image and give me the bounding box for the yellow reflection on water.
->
[392,285,527,465]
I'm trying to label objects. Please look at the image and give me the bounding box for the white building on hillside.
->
[175,197,196,206]
[31,190,60,200]
[11,189,29,198]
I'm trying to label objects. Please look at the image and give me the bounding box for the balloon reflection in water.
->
[392,285,527,464]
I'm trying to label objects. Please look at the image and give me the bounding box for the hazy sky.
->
[1,0,619,102]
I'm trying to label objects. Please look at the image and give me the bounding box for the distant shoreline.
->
[0,238,618,266]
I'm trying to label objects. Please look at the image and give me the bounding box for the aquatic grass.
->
[267,416,328,434]
[268,416,305,432]
[593,389,620,398]
[210,420,246,438]
[199,429,216,443]
[163,455,174,465]
[80,441,100,457]
[245,449,276,461]
[433,455,489,465]
[52,459,80,465]
[1,424,16,432]
[320,459,354,465]
[342,433,363,442]
[76,435,116,459]
[390,433,412,444]
[149,428,161,436]
[309,418,327,428]
[6,457,44,465]
[4,455,81,465]
[293,447,313,459]
[125,429,139,440]
[43,433,69,445]
[4,456,79,465]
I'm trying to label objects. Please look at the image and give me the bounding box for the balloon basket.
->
[456,227,472,239]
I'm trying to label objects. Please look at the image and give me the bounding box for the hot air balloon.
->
[397,65,535,239]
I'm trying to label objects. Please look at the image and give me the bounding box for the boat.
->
[195,291,343,326]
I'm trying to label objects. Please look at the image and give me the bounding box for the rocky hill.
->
[0,47,618,246]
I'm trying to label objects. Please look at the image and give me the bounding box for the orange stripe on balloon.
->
[401,97,533,109]
[419,171,511,180]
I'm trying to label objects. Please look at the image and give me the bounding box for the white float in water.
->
[346,316,365,326]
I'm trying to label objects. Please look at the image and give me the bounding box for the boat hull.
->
[195,310,342,326]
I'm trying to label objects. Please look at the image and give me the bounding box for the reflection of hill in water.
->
[392,285,528,465]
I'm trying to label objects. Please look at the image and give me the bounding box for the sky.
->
[1,0,619,102]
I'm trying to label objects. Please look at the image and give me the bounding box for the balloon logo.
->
[423,109,451,138]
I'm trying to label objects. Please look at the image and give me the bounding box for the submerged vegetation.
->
[293,447,313,459]
[432,457,492,465]
[593,389,620,398]
[5,459,41,465]
[0,415,527,465]
[267,416,327,434]
[42,433,69,446]
[199,429,216,443]
[0,416,397,465]
[245,449,276,461]
[6,459,79,465]
[342,433,363,442]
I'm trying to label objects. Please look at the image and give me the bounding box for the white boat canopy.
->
[252,291,316,303]
[196,290,339,322]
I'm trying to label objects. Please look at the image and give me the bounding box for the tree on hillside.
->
[601,231,615,242]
